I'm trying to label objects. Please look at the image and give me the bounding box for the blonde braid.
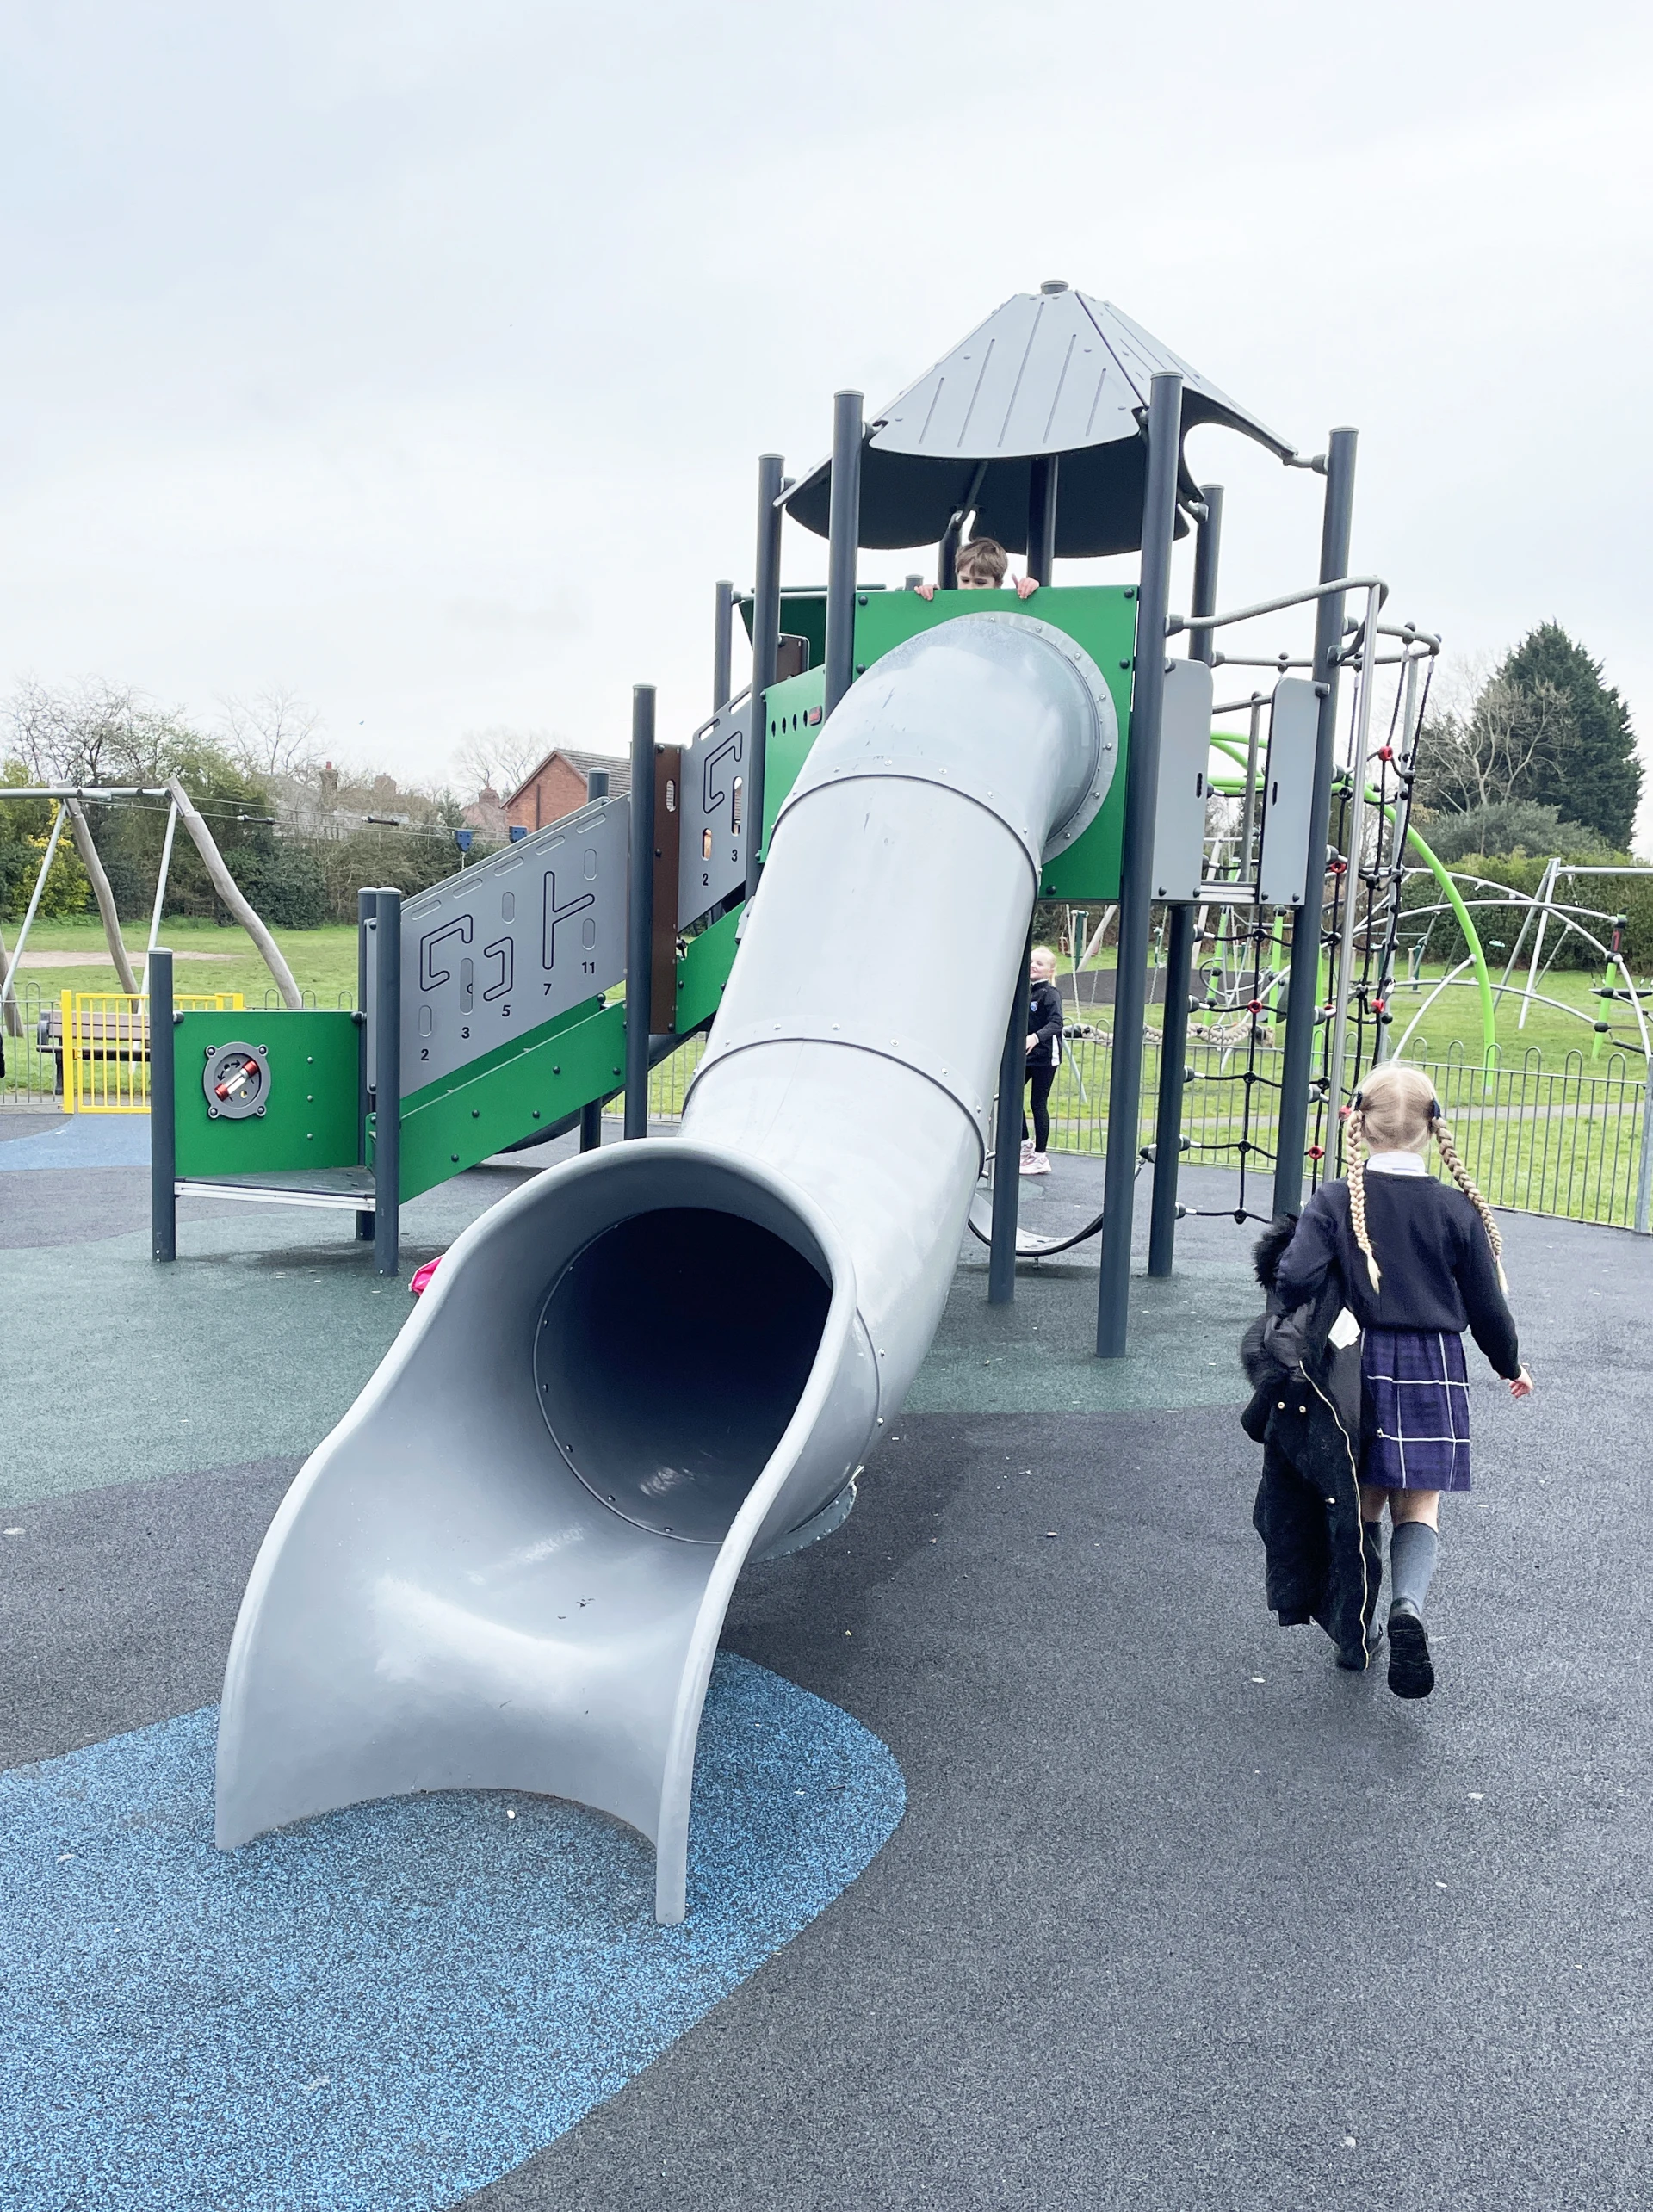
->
[1345,1107,1382,1293]
[1433,1115,1509,1293]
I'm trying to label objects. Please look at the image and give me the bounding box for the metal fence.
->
[0,982,58,1109]
[64,991,245,1113]
[0,984,245,1114]
[9,976,1647,1232]
[1026,1027,1651,1233]
[639,1025,1652,1234]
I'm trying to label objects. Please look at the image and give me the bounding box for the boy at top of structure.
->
[913,536,1040,602]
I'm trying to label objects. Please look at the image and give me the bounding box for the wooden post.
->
[65,799,140,995]
[166,776,302,1009]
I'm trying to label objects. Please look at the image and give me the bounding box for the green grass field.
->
[8,917,1644,1066]
[4,917,362,1010]
[5,919,1645,1226]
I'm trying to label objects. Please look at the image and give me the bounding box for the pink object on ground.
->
[409,1257,443,1297]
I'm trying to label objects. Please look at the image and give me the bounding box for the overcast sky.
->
[3,2,1650,836]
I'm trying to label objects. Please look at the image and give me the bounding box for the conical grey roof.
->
[783,285,1295,558]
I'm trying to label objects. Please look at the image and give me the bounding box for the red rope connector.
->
[1247,998,1264,1015]
[1378,745,1394,762]
[1308,1145,1326,1160]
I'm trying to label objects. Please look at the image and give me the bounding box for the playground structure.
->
[198,281,1487,1919]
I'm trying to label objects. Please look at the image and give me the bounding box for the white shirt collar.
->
[1364,1150,1427,1177]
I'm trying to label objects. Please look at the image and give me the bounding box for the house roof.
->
[505,748,631,809]
[781,285,1295,558]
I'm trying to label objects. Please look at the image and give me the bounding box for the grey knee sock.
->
[1360,1522,1385,1628]
[1389,1521,1439,1615]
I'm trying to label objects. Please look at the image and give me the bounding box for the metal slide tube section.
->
[1274,428,1357,1219]
[1097,372,1183,1357]
[1148,483,1223,1276]
[214,610,1111,1924]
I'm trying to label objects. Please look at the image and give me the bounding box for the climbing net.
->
[1167,624,1438,1220]
[1304,640,1436,1184]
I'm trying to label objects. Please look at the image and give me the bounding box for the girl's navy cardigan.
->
[1274,1176,1522,1379]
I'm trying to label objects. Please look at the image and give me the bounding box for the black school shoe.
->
[1386,1600,1435,1700]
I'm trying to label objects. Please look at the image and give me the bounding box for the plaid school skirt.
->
[1360,1326,1472,1492]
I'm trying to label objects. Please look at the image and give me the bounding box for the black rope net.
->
[1170,640,1435,1225]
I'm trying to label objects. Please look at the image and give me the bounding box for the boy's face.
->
[954,564,1000,589]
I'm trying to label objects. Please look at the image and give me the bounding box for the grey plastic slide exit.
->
[214,611,1117,1921]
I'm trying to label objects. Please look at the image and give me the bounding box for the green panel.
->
[739,590,826,670]
[390,1001,626,1202]
[850,584,1139,900]
[173,1010,361,1177]
[675,906,740,1034]
[400,994,604,1119]
[758,667,826,855]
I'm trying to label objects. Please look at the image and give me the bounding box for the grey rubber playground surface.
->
[3,1113,1650,2209]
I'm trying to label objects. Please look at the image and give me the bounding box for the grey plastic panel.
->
[215,610,1111,1927]
[677,700,750,929]
[1256,678,1318,909]
[398,798,628,1095]
[1148,658,1214,901]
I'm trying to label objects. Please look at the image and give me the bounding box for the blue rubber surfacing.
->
[0,1654,904,2211]
[0,1116,151,1170]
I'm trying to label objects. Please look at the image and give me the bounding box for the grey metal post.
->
[745,454,784,901]
[713,579,734,711]
[149,947,176,1263]
[988,930,1033,1304]
[1027,454,1059,586]
[372,887,401,1277]
[586,767,610,804]
[1272,429,1358,1220]
[579,1098,604,1153]
[823,390,863,717]
[624,686,657,1140]
[355,887,375,1239]
[1097,372,1183,1357]
[1634,1059,1653,1234]
[937,518,962,590]
[1148,483,1223,1276]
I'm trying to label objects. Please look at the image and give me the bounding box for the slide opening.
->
[535,1206,832,1542]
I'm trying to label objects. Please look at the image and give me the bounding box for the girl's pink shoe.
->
[409,1257,443,1297]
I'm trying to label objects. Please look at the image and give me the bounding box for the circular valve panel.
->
[202,1041,270,1120]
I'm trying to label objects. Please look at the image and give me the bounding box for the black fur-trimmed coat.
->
[1240,1215,1371,1664]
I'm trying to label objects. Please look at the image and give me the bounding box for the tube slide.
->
[214,610,1117,1920]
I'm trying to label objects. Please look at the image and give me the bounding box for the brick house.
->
[503,748,632,834]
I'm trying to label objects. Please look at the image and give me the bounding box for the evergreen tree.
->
[1498,624,1641,849]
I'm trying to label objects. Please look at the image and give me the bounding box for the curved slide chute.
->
[214,611,1117,1920]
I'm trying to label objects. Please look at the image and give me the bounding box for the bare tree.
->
[1415,660,1576,816]
[3,677,198,787]
[219,687,323,778]
[453,726,556,803]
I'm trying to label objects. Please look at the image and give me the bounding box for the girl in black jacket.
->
[1273,1060,1533,1698]
[1020,946,1064,1177]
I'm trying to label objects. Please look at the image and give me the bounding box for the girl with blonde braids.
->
[1273,1061,1533,1699]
